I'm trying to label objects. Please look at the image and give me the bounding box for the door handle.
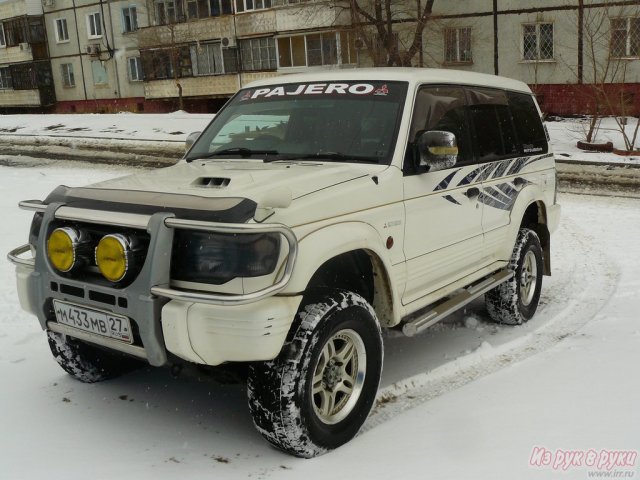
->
[464,187,480,199]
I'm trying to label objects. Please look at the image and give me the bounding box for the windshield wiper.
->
[189,147,279,161]
[298,152,379,164]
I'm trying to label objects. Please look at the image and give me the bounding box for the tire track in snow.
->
[362,216,619,432]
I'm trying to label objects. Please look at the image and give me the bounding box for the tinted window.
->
[410,86,473,165]
[507,92,548,154]
[467,87,520,162]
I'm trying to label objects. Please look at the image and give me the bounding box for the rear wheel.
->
[485,228,544,325]
[247,290,383,458]
[47,331,142,383]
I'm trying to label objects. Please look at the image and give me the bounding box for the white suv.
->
[9,68,560,457]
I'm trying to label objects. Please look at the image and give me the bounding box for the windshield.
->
[186,81,408,164]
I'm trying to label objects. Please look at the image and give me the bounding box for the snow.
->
[1,156,639,479]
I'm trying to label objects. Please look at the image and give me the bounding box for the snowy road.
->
[1,157,638,479]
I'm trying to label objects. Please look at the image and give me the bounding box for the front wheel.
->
[247,290,383,458]
[485,228,544,325]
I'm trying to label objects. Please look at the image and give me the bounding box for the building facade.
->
[42,0,148,112]
[3,0,640,114]
[0,0,55,112]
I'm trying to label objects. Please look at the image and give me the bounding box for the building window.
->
[444,27,472,64]
[155,0,177,25]
[54,18,69,43]
[91,60,108,84]
[122,6,138,33]
[209,0,233,16]
[235,0,271,13]
[522,22,553,61]
[611,17,640,58]
[240,37,276,71]
[0,67,12,89]
[128,56,143,81]
[277,31,356,68]
[61,63,75,87]
[0,23,6,47]
[191,42,224,75]
[87,12,102,39]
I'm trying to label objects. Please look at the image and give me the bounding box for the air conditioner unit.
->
[42,0,54,6]
[86,44,101,56]
[19,42,31,52]
[221,37,236,48]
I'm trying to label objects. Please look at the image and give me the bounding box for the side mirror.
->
[185,131,201,150]
[416,130,458,172]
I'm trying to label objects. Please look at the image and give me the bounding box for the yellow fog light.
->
[95,234,130,282]
[47,227,79,272]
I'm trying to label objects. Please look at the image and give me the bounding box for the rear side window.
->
[507,92,548,154]
[466,87,520,163]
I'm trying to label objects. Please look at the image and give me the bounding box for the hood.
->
[86,159,387,205]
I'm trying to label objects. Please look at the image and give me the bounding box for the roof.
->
[244,67,532,94]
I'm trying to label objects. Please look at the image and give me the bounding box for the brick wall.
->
[532,83,640,117]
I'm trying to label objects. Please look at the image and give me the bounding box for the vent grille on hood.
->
[194,177,231,188]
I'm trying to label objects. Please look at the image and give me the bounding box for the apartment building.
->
[0,0,55,112]
[42,0,148,112]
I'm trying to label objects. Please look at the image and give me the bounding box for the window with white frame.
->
[61,63,75,87]
[611,17,640,58]
[0,67,11,89]
[122,6,138,33]
[522,22,553,61]
[154,0,177,25]
[191,42,224,75]
[87,12,102,38]
[0,23,6,47]
[54,18,69,43]
[91,60,108,84]
[444,27,472,63]
[240,37,276,71]
[235,0,271,13]
[277,31,356,68]
[128,56,143,80]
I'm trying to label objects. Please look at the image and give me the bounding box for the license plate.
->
[52,300,133,344]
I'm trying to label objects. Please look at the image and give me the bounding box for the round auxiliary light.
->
[47,227,80,273]
[95,234,131,282]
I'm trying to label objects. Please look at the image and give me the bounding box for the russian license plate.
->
[52,300,133,344]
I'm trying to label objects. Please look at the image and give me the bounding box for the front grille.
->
[46,220,150,288]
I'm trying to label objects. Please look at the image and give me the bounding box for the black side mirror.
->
[416,130,458,172]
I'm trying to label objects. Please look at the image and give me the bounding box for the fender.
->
[285,221,404,325]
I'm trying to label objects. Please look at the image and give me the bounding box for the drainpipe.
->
[72,0,88,100]
[105,0,122,98]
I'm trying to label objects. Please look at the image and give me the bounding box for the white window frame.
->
[240,37,276,71]
[54,18,70,43]
[443,26,472,64]
[521,22,554,62]
[610,17,640,58]
[87,12,103,39]
[0,23,6,48]
[61,63,75,87]
[128,56,143,81]
[191,42,225,76]
[122,6,138,33]
[234,0,271,13]
[277,31,353,69]
[91,60,108,85]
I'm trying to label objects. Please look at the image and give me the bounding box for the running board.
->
[402,270,513,337]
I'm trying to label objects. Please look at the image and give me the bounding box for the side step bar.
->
[402,269,513,337]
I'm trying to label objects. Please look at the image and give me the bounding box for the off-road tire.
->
[485,228,544,325]
[47,331,142,383]
[247,290,383,458]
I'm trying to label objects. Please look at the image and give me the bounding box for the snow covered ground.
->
[1,157,639,479]
[0,112,639,165]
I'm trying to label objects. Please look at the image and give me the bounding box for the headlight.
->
[171,231,281,284]
[95,234,134,283]
[47,227,83,272]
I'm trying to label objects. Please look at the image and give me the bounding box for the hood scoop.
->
[194,177,231,188]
